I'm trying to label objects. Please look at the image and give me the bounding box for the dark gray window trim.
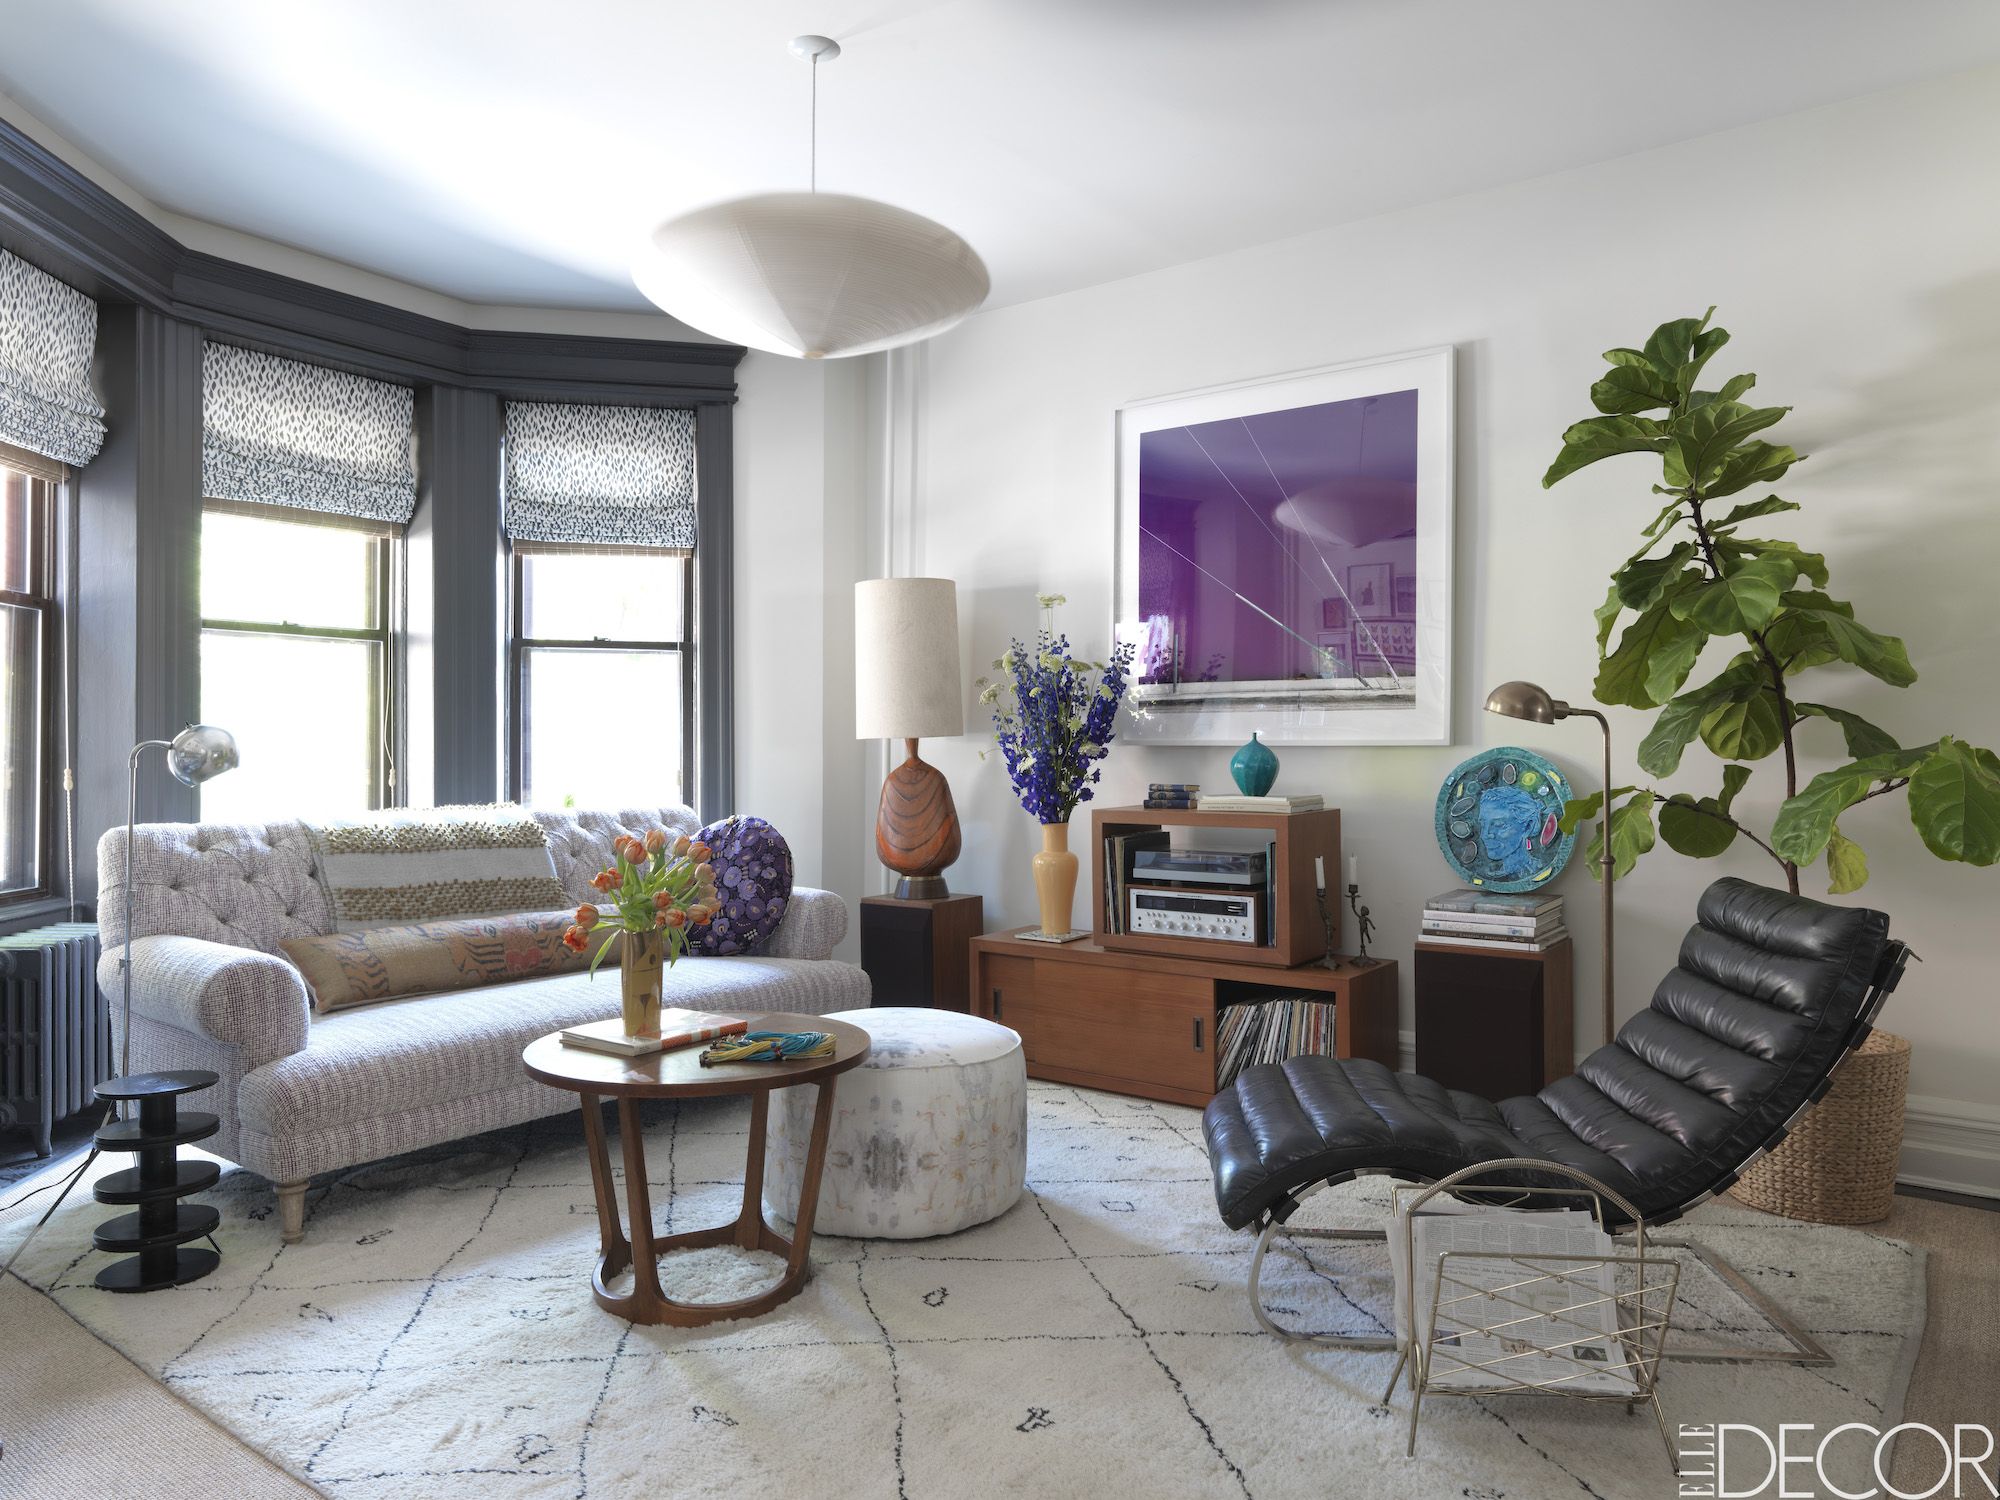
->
[2,117,748,852]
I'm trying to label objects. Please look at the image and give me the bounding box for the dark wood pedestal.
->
[860,893,983,1011]
[1415,938,1575,1098]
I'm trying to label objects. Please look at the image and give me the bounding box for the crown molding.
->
[0,116,743,402]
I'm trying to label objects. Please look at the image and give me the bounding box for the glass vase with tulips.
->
[562,828,719,1036]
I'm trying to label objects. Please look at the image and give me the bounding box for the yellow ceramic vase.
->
[1033,822,1079,937]
[621,928,665,1039]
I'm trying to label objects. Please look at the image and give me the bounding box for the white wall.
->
[863,67,2000,1192]
[733,352,868,960]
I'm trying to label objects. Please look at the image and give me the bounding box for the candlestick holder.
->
[1316,885,1343,971]
[1347,882,1380,966]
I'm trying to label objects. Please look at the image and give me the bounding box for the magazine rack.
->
[1385,1158,1682,1462]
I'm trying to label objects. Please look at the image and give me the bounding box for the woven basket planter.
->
[1733,1030,1911,1224]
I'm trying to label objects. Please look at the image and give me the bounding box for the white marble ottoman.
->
[763,1007,1027,1239]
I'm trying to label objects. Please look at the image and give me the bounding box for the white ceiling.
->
[3,0,1998,315]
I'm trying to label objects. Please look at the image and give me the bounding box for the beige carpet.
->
[0,1085,1937,1499]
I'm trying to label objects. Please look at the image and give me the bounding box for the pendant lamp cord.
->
[810,52,819,193]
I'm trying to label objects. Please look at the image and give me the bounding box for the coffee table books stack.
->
[1419,889,1567,952]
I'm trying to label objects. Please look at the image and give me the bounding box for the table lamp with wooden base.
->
[856,578,964,899]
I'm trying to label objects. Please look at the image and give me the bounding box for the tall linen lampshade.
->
[857,578,964,899]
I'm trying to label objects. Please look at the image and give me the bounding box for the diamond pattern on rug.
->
[2,1082,1926,1499]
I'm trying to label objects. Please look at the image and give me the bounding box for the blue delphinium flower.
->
[977,595,1136,825]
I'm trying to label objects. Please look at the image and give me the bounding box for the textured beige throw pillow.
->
[281,910,618,1014]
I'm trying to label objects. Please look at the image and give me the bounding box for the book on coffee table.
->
[559,1011,751,1057]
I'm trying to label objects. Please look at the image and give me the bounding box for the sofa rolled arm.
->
[96,935,311,1069]
[765,887,849,961]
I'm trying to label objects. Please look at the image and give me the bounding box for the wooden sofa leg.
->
[277,1180,307,1244]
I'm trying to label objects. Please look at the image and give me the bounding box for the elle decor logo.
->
[1677,1422,1998,1499]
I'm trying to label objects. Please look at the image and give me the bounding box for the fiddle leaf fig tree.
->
[1546,309,2000,895]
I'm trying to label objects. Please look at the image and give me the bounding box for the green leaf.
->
[1713,371,1757,404]
[1635,666,1763,777]
[1586,790,1658,880]
[1702,442,1801,500]
[1793,702,1900,759]
[1681,323,1732,395]
[1662,401,1791,491]
[1825,826,1868,894]
[1557,786,1634,837]
[1641,499,1687,538]
[1596,597,1706,708]
[1782,607,1917,687]
[1591,361,1679,415]
[1717,536,1828,588]
[1613,543,1700,610]
[1700,689,1787,761]
[1593,582,1623,657]
[1639,312,1711,383]
[1670,553,1800,635]
[1714,494,1801,528]
[1543,415,1670,487]
[1771,746,1936,863]
[1907,737,2000,866]
[1656,764,1753,860]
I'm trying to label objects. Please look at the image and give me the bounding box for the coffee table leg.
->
[737,1089,770,1250]
[616,1097,664,1312]
[785,1078,838,1279]
[578,1093,629,1278]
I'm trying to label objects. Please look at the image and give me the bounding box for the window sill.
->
[0,895,92,936]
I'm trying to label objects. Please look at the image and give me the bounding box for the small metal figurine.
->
[1347,882,1378,964]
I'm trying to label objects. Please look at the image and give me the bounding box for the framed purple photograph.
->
[1114,346,1455,745]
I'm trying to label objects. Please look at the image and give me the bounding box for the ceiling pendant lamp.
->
[633,35,989,360]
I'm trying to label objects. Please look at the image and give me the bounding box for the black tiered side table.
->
[91,1069,223,1292]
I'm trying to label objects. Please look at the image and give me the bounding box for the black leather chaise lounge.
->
[1203,877,1911,1348]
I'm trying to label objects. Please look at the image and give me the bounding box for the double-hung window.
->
[512,545,694,810]
[502,400,700,812]
[0,443,60,902]
[197,504,395,822]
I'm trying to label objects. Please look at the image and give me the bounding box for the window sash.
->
[200,504,396,813]
[509,545,696,807]
[0,458,56,903]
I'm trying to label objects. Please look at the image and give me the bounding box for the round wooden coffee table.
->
[522,1013,871,1326]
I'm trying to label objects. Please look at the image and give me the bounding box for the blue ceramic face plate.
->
[1433,746,1577,891]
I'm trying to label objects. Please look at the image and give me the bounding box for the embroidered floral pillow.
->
[687,816,794,956]
[281,910,612,1013]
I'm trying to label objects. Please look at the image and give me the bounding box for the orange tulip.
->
[590,869,615,893]
[664,907,687,928]
[673,834,691,857]
[562,925,588,952]
[645,828,667,853]
[575,903,599,927]
[688,842,711,865]
[653,912,669,930]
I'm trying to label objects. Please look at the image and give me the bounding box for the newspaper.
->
[1392,1198,1637,1396]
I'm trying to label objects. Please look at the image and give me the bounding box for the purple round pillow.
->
[688,815,794,956]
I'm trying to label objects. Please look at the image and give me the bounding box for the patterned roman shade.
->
[503,400,697,548]
[202,342,417,525]
[0,249,107,467]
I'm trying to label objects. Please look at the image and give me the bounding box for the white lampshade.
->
[633,192,989,360]
[855,578,964,740]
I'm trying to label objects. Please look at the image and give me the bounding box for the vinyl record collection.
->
[1215,995,1338,1087]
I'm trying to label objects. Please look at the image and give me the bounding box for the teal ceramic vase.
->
[1230,731,1279,796]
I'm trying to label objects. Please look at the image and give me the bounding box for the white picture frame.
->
[1113,346,1455,746]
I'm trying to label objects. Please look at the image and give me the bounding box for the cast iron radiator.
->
[0,922,106,1156]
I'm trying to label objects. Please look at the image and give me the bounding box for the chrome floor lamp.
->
[1484,682,1616,1045]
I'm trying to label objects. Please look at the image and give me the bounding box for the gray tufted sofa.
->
[97,803,869,1242]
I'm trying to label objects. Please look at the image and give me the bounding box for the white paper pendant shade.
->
[633,192,989,360]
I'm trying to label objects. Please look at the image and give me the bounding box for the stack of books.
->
[1144,782,1199,810]
[1215,995,1337,1087]
[1420,890,1567,951]
[1196,792,1324,813]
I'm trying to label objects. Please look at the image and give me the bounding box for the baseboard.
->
[1898,1094,2000,1200]
[1391,1036,2000,1201]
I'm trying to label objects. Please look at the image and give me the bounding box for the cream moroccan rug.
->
[4,1084,1924,1499]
